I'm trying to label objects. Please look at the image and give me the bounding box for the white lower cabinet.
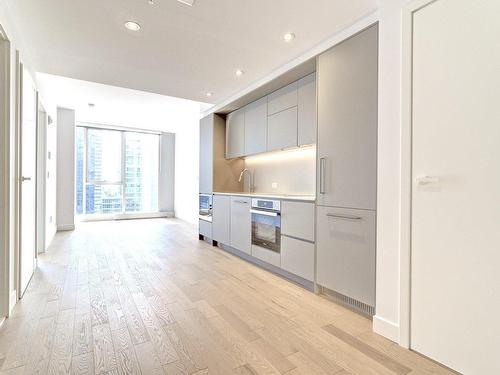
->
[281,235,314,281]
[316,206,376,307]
[212,195,231,244]
[199,219,212,239]
[230,196,251,254]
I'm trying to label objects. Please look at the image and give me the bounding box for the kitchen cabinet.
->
[252,245,281,267]
[226,108,245,158]
[316,25,377,210]
[281,201,315,242]
[212,194,231,244]
[268,81,298,115]
[297,73,317,146]
[244,97,267,155]
[281,236,314,281]
[267,107,298,151]
[230,196,251,254]
[199,219,212,239]
[316,206,376,307]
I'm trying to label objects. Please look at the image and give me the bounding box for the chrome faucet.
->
[238,168,254,193]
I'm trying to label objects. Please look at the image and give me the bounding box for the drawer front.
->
[281,236,314,281]
[251,245,281,267]
[281,201,315,241]
[316,206,376,306]
[267,81,298,115]
[267,107,298,151]
[199,219,212,239]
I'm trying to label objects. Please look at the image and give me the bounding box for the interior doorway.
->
[0,26,10,321]
[18,65,37,297]
[408,0,500,373]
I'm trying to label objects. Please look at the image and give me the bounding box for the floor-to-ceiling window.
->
[76,125,160,218]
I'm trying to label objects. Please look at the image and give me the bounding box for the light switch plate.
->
[271,182,278,190]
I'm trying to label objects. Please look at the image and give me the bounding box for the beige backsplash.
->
[243,146,316,195]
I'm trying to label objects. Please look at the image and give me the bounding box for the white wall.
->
[244,146,316,195]
[37,74,207,225]
[56,108,75,231]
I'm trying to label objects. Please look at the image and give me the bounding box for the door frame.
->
[37,100,47,253]
[399,0,439,349]
[0,25,11,321]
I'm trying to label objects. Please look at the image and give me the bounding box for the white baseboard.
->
[373,315,399,343]
[57,224,75,231]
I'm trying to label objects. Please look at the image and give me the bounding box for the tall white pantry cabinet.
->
[315,25,378,312]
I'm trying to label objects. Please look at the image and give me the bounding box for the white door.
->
[411,0,500,373]
[19,67,37,296]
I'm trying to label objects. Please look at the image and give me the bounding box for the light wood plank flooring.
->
[0,219,455,375]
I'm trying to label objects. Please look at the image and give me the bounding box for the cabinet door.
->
[226,109,245,158]
[317,25,378,210]
[316,206,375,307]
[199,219,212,239]
[267,107,298,151]
[281,236,314,281]
[298,73,317,146]
[244,97,267,155]
[281,201,315,242]
[267,81,298,115]
[212,195,231,244]
[230,196,251,254]
[199,115,213,194]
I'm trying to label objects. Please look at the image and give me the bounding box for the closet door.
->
[411,1,500,373]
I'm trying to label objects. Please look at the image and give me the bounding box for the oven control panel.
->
[251,198,281,212]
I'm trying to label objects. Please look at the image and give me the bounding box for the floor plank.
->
[0,219,457,375]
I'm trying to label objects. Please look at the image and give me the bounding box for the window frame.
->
[76,123,161,217]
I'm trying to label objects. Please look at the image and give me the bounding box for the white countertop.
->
[213,191,315,202]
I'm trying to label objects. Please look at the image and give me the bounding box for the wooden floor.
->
[0,219,455,375]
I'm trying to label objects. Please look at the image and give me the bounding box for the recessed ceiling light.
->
[177,0,196,5]
[148,0,154,4]
[124,21,141,31]
[206,92,214,97]
[235,69,245,77]
[283,32,295,42]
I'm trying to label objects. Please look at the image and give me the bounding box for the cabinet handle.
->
[233,200,249,204]
[319,157,326,194]
[326,213,361,220]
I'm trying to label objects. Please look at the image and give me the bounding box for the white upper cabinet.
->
[267,81,298,115]
[226,108,245,159]
[244,97,267,155]
[317,25,378,210]
[267,107,298,151]
[225,74,317,157]
[297,73,317,146]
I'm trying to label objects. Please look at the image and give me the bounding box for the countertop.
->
[213,191,315,202]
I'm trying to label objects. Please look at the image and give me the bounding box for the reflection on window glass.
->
[75,126,160,216]
[87,129,122,183]
[85,184,123,214]
[125,133,159,213]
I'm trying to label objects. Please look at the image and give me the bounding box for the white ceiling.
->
[7,0,377,104]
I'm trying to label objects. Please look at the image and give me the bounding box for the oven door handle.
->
[250,209,279,217]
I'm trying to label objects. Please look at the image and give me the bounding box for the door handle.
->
[20,176,32,182]
[319,157,326,194]
[327,213,362,220]
[415,176,440,185]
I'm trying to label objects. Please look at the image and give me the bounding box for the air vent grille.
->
[321,287,375,316]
